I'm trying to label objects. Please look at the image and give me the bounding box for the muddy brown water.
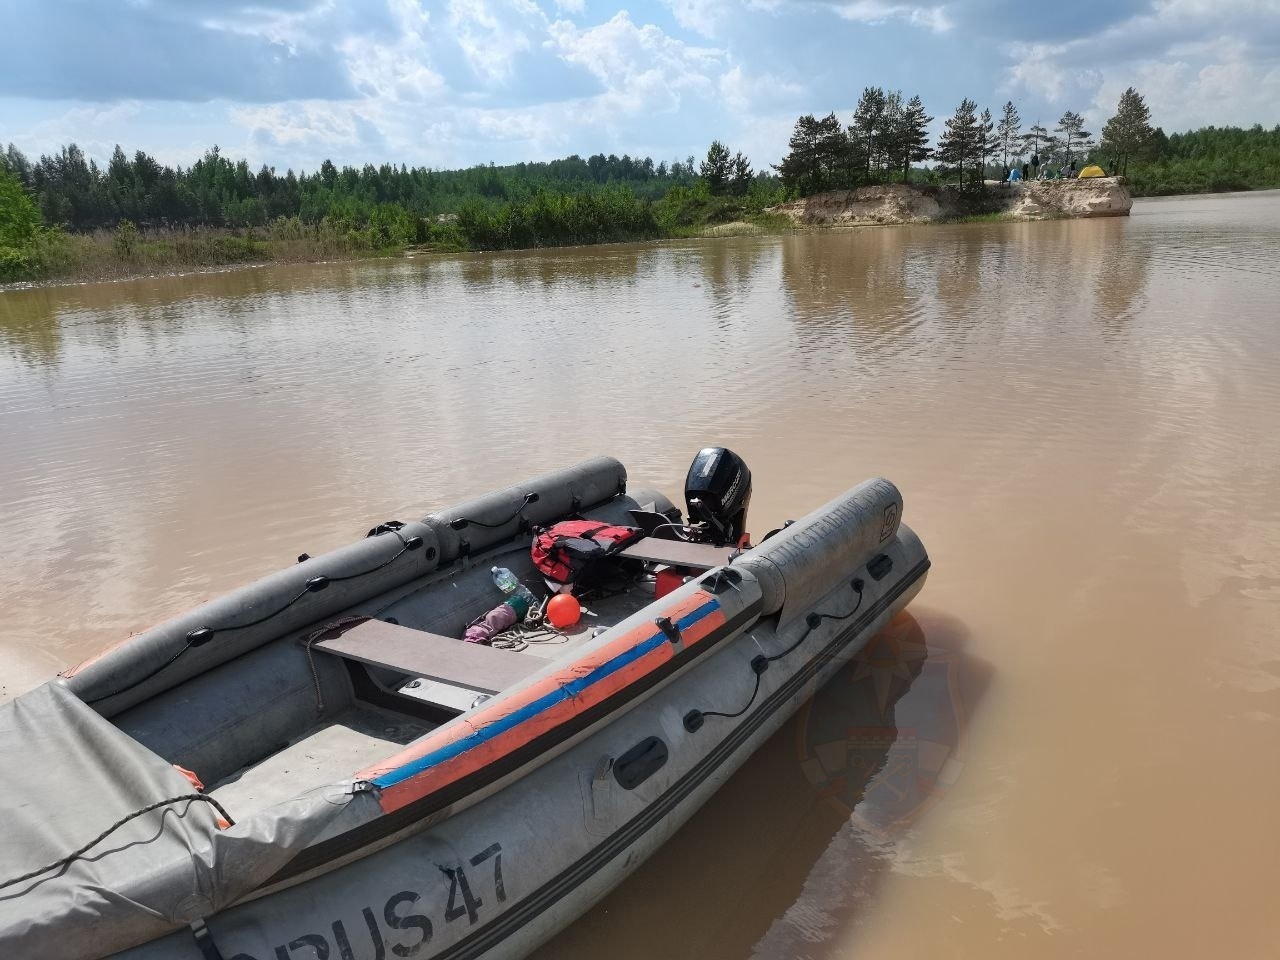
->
[3,191,1280,958]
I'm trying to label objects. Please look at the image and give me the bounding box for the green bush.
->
[654,181,749,234]
[425,220,467,251]
[455,186,660,250]
[0,164,43,280]
[113,220,140,258]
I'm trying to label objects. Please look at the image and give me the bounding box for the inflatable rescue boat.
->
[0,451,929,959]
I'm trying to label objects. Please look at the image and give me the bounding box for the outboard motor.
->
[684,447,752,546]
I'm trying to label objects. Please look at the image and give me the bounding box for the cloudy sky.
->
[2,0,1278,173]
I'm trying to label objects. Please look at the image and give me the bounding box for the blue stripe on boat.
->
[373,599,721,790]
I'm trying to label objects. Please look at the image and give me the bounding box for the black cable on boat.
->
[0,794,235,893]
[690,669,763,727]
[765,579,864,664]
[205,530,419,633]
[84,529,423,705]
[683,578,864,733]
[327,530,421,583]
[83,638,205,705]
[450,493,539,529]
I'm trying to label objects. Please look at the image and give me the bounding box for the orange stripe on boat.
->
[360,591,726,813]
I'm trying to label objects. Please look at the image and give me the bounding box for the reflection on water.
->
[3,192,1280,957]
[531,612,971,960]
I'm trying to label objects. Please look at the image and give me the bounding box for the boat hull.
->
[116,525,928,960]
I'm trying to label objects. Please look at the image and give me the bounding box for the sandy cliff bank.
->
[768,177,1133,226]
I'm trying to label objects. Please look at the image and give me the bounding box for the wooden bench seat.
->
[617,537,739,570]
[313,618,541,694]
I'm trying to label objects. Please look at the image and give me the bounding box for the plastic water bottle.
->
[491,566,537,608]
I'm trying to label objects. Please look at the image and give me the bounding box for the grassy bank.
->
[6,225,407,284]
[2,196,475,284]
[3,180,795,286]
[653,180,788,237]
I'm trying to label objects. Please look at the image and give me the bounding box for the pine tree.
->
[3,144,33,186]
[700,140,732,195]
[729,151,753,196]
[996,101,1022,170]
[850,86,887,183]
[877,91,906,183]
[816,113,855,189]
[1100,87,1155,176]
[936,98,980,188]
[776,113,853,194]
[899,96,933,183]
[1022,122,1049,174]
[978,108,996,180]
[775,115,823,195]
[1054,111,1092,167]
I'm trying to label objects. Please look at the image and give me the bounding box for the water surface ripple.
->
[3,192,1280,959]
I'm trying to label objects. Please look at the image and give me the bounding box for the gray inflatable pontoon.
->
[0,455,929,960]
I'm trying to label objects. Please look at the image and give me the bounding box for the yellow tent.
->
[1078,164,1106,178]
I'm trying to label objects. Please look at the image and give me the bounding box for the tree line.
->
[4,82,1275,241]
[4,83,1280,281]
[769,85,1198,192]
[0,143,706,234]
[1124,123,1280,195]
[774,90,934,195]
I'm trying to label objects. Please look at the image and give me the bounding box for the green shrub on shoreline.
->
[1,164,47,281]
[0,182,679,284]
[454,186,661,250]
[654,178,789,237]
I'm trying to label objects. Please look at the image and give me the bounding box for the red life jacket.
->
[531,520,642,585]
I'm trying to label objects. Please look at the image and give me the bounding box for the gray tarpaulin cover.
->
[0,682,364,959]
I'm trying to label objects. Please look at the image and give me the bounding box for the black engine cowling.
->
[684,447,752,546]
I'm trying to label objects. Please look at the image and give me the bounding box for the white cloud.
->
[832,1,953,32]
[547,12,724,114]
[9,0,1276,174]
[718,64,804,113]
[216,4,751,169]
[1004,0,1280,131]
[16,102,145,161]
[664,0,729,37]
[731,111,801,168]
[231,100,367,149]
[1091,59,1280,133]
[1005,41,1095,103]
[339,37,446,101]
[198,1,338,54]
[447,0,545,83]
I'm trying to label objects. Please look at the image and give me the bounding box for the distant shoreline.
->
[3,185,1273,293]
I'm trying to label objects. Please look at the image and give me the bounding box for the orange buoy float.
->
[546,593,581,629]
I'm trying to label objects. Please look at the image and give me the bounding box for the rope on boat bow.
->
[0,794,236,894]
